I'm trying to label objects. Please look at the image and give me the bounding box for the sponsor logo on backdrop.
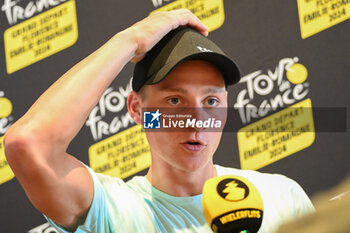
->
[297,0,350,38]
[2,0,78,74]
[0,91,15,185]
[151,0,172,8]
[28,222,58,233]
[0,91,13,134]
[87,79,150,179]
[234,57,309,124]
[151,0,225,32]
[1,0,68,25]
[85,79,135,141]
[233,57,315,170]
[89,125,151,179]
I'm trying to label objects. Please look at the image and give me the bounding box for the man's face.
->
[133,60,227,172]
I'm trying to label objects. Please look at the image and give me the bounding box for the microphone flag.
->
[202,175,264,233]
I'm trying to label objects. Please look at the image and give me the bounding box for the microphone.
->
[202,175,264,233]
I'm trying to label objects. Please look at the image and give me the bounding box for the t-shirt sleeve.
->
[288,177,315,217]
[44,166,111,233]
[271,174,315,222]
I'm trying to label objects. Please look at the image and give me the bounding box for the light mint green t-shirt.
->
[46,165,314,233]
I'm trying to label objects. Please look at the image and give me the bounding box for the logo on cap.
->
[197,46,213,53]
[143,109,162,129]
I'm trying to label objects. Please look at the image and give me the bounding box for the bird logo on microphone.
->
[217,178,249,202]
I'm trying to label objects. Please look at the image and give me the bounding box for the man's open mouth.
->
[186,141,201,145]
[181,140,206,152]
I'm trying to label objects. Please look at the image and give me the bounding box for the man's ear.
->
[127,91,142,125]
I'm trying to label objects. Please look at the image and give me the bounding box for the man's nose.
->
[187,98,203,109]
[185,107,210,132]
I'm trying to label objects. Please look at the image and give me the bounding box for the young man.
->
[4,9,314,233]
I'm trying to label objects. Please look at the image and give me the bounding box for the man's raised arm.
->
[3,9,208,229]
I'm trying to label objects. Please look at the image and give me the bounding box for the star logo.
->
[150,109,162,122]
[143,109,162,129]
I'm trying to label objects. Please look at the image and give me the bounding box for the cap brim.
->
[145,52,241,87]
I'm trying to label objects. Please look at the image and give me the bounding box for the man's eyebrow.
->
[202,87,226,94]
[159,86,225,94]
[159,87,188,93]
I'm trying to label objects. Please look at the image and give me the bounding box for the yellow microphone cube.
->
[202,175,264,233]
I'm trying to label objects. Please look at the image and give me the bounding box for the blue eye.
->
[168,97,180,105]
[207,98,219,106]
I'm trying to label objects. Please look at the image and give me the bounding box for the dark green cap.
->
[132,27,241,91]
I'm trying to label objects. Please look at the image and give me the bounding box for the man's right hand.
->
[124,9,208,63]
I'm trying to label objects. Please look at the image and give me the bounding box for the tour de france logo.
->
[0,93,12,119]
[216,178,250,202]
